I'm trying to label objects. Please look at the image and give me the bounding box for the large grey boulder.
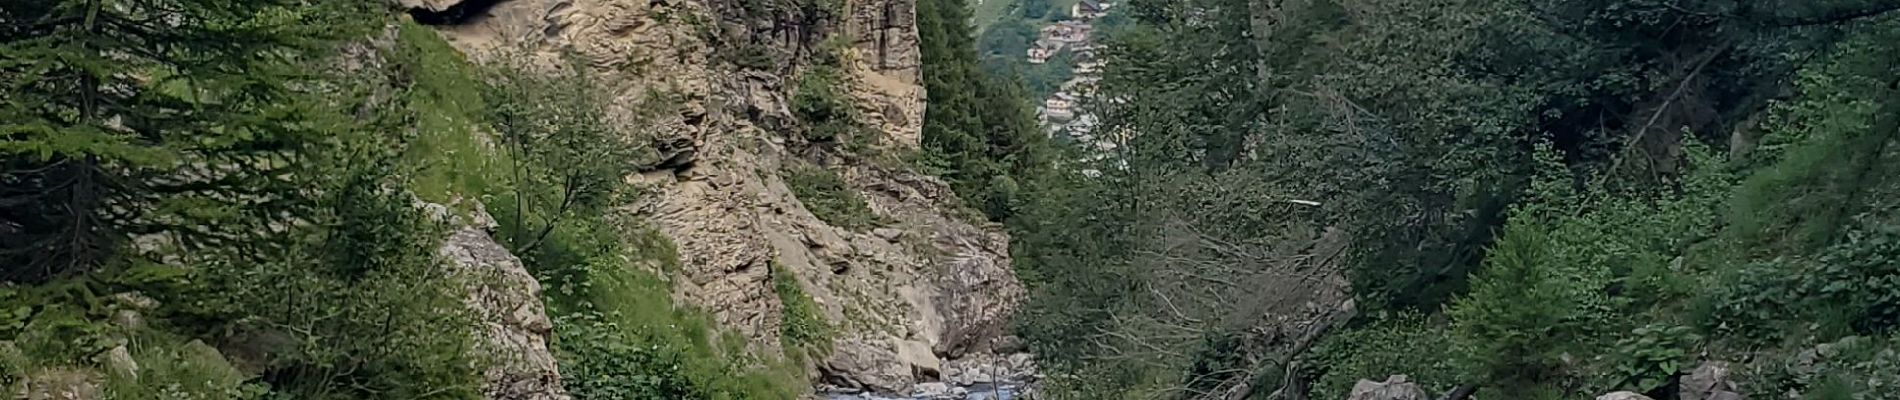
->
[11,368,100,400]
[1681,361,1746,400]
[395,0,463,12]
[1348,375,1428,400]
[824,337,918,393]
[1597,391,1655,400]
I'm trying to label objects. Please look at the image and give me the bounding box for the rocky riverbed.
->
[823,381,1029,400]
[822,352,1040,400]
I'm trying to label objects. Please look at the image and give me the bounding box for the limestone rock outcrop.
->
[11,368,100,400]
[397,0,462,11]
[842,0,926,147]
[435,203,570,400]
[407,0,1019,395]
[1347,375,1428,400]
[1597,391,1656,400]
[1681,361,1746,400]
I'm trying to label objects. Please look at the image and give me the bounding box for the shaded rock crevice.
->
[407,0,510,25]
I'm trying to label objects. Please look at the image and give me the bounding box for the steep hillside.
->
[400,0,1029,394]
[0,0,1031,398]
[1001,1,1900,399]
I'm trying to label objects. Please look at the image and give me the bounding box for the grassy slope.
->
[394,23,509,205]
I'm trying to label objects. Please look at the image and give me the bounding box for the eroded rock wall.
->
[403,0,1021,394]
[434,203,570,400]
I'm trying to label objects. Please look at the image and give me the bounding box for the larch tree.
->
[0,0,363,280]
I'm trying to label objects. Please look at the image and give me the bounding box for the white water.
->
[822,382,1027,400]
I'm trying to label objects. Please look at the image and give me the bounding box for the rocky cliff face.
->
[431,203,570,400]
[402,0,1023,394]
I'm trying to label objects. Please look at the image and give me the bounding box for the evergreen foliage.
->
[0,3,492,398]
[0,0,376,281]
[917,0,1051,221]
[1449,223,1581,391]
[1301,314,1455,400]
[1002,0,1900,398]
[793,58,857,143]
[11,0,1900,398]
[1022,0,1051,19]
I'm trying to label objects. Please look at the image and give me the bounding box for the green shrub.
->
[217,173,485,399]
[784,163,883,230]
[1603,324,1699,393]
[1179,333,1249,396]
[0,16,495,400]
[772,264,831,362]
[1697,18,1900,347]
[793,64,858,143]
[1708,220,1900,342]
[1304,314,1456,400]
[550,264,806,400]
[1804,377,1859,400]
[984,175,1024,220]
[555,312,702,399]
[1726,21,1900,256]
[0,283,266,400]
[537,216,806,400]
[27,125,494,400]
[1443,142,1732,395]
[1738,336,1900,400]
[725,42,779,70]
[0,284,114,369]
[481,54,644,257]
[104,337,263,400]
[1449,221,1589,395]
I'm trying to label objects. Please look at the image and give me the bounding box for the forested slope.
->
[994,1,1900,399]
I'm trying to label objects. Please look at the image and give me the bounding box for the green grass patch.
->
[771,263,832,362]
[0,318,262,399]
[392,22,508,204]
[103,334,262,400]
[783,162,884,230]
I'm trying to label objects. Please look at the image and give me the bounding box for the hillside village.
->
[1024,0,1121,163]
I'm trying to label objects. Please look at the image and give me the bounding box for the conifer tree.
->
[917,0,1049,220]
[0,0,363,280]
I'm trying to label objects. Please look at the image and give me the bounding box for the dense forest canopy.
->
[988,0,1900,399]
